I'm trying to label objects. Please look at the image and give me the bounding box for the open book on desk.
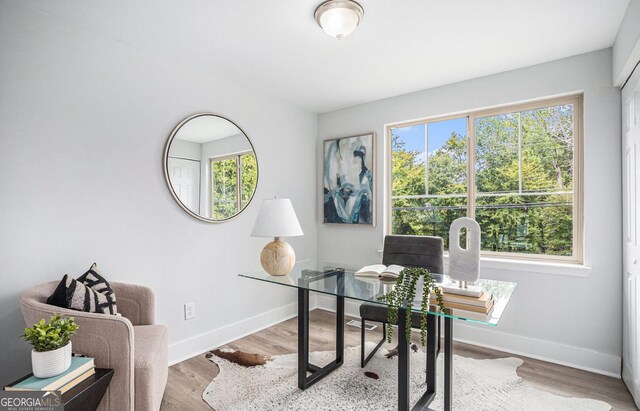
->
[355,264,404,279]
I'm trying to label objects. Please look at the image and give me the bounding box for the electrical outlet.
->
[184,302,196,320]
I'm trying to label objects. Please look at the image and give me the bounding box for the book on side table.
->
[5,356,95,394]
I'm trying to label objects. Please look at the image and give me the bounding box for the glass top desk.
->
[239,260,516,411]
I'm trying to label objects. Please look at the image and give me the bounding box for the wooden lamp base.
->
[260,237,296,276]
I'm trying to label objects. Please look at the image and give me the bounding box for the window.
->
[210,152,257,220]
[388,95,583,262]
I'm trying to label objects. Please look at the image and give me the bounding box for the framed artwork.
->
[323,132,375,225]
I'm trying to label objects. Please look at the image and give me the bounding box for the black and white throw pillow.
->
[47,274,117,315]
[77,263,117,314]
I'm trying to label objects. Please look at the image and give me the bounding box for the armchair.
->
[20,281,168,411]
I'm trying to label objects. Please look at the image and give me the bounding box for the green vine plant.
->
[378,267,446,346]
[22,314,79,352]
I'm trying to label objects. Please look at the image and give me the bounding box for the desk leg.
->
[336,295,344,365]
[336,275,345,366]
[444,317,453,411]
[297,288,309,390]
[412,314,437,411]
[398,307,410,411]
[426,314,437,388]
[297,285,344,390]
[437,317,441,356]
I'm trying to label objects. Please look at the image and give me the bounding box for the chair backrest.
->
[20,281,63,322]
[382,235,444,274]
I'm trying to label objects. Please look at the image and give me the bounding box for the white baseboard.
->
[168,296,314,365]
[316,294,362,317]
[452,323,621,377]
[168,293,621,378]
[315,294,621,378]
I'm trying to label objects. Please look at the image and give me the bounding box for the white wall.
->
[0,2,317,384]
[317,49,623,376]
[613,0,640,86]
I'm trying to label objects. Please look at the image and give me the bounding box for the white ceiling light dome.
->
[314,0,364,39]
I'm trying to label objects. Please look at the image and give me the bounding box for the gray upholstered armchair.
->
[20,281,168,411]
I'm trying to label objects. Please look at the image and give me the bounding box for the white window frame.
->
[385,94,584,264]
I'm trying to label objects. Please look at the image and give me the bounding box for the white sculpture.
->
[446,217,482,296]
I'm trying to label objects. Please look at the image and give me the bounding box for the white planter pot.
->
[31,342,72,378]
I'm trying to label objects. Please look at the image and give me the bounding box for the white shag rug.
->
[203,343,611,411]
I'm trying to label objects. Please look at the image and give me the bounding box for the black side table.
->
[5,368,113,411]
[61,368,113,411]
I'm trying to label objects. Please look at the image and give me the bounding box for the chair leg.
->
[361,319,386,368]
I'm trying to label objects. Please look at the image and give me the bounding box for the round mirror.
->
[163,113,258,222]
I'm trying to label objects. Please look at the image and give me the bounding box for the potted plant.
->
[22,314,79,378]
[379,267,446,346]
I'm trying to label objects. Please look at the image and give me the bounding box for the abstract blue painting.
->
[323,133,375,225]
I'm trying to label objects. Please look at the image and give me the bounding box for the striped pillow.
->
[47,275,115,314]
[77,263,117,314]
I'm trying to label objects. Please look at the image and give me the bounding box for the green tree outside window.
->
[211,152,257,220]
[390,101,577,258]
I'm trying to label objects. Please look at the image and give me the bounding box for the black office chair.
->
[359,235,444,367]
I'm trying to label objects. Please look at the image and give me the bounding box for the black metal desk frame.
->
[296,268,453,411]
[297,269,345,389]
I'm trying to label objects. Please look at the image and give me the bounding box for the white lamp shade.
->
[251,198,304,238]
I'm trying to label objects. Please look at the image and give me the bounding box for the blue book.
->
[5,357,94,392]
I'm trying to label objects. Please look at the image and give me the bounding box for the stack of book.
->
[430,290,494,321]
[5,356,95,395]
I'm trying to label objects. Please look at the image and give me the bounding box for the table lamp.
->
[251,198,304,276]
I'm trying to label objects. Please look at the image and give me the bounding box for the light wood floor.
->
[161,309,637,410]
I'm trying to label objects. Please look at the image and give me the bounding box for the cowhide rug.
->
[202,343,611,411]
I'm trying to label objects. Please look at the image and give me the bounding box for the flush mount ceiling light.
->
[314,0,364,39]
